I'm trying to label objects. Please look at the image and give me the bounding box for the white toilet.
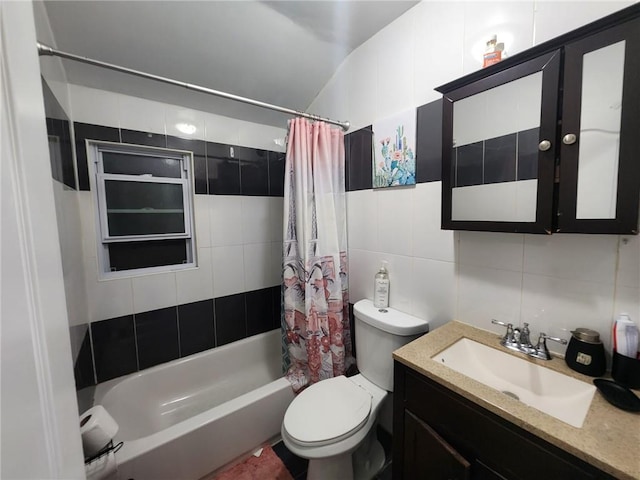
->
[281,299,429,480]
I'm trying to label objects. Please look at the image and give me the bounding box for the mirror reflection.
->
[451,72,543,222]
[575,41,625,219]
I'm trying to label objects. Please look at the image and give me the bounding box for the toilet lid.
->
[283,376,372,445]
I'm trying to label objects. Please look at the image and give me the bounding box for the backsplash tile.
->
[215,293,247,346]
[178,299,215,356]
[416,99,443,183]
[135,307,179,369]
[91,315,138,383]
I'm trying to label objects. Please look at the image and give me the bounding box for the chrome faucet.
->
[529,333,568,360]
[491,320,567,360]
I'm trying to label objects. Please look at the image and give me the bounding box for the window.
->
[90,142,195,277]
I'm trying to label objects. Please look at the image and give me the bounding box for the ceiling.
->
[42,1,418,128]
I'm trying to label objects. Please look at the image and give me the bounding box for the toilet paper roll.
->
[80,405,119,457]
[85,450,118,480]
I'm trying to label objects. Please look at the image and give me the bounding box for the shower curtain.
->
[282,118,353,392]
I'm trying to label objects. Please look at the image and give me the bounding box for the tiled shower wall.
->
[42,78,289,388]
[311,1,639,358]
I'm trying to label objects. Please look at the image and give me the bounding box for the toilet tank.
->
[354,299,429,392]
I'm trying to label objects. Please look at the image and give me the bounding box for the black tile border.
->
[452,129,541,188]
[72,122,286,197]
[74,285,281,388]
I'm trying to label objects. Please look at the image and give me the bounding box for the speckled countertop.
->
[393,321,640,480]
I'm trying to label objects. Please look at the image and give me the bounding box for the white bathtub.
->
[93,330,294,480]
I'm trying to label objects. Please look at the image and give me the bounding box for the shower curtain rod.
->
[37,42,351,132]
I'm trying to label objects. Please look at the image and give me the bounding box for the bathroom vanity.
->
[392,322,640,480]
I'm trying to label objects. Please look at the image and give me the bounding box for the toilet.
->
[281,299,429,480]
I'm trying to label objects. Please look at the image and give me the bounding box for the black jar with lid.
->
[565,328,606,377]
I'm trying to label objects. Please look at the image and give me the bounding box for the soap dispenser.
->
[373,261,390,309]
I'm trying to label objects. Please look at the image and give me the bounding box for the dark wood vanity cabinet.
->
[392,362,615,480]
[437,5,640,234]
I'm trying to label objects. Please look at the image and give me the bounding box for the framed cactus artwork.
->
[372,109,416,188]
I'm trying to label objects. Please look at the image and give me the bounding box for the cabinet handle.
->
[562,133,577,145]
[538,140,552,151]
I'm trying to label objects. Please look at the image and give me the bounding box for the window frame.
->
[88,140,196,278]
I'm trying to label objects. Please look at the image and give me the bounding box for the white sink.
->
[433,338,596,428]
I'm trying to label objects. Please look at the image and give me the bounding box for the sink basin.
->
[432,338,596,428]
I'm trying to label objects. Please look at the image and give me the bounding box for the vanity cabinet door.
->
[403,410,471,480]
[393,364,616,480]
[441,51,561,234]
[557,16,640,233]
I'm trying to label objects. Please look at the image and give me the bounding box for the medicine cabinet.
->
[437,5,640,234]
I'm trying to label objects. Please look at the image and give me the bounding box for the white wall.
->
[310,1,639,356]
[68,84,286,322]
[1,1,84,477]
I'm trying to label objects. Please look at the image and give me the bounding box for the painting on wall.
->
[373,109,416,188]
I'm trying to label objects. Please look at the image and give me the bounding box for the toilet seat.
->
[283,376,372,447]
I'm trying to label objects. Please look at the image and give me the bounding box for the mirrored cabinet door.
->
[441,51,561,233]
[558,17,640,234]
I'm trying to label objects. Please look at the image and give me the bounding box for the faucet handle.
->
[491,319,514,345]
[532,333,568,360]
[491,319,511,328]
[538,333,567,346]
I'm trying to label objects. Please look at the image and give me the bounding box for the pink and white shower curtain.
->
[282,118,353,392]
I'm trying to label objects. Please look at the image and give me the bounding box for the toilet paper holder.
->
[84,440,123,465]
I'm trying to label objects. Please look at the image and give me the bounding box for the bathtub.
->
[93,330,294,480]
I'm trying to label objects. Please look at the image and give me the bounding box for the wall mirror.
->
[441,51,560,233]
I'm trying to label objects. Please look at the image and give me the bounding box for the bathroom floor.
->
[272,426,393,480]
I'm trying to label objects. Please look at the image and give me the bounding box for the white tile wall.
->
[212,245,246,297]
[458,264,523,332]
[411,183,456,262]
[193,195,211,248]
[65,86,286,322]
[520,274,615,355]
[84,256,134,321]
[210,195,244,246]
[376,187,414,256]
[176,247,214,305]
[69,84,120,128]
[119,95,166,134]
[374,12,416,117]
[316,1,639,361]
[522,234,618,283]
[347,189,379,252]
[413,1,465,106]
[459,231,524,272]
[410,257,456,331]
[244,243,273,291]
[533,2,635,46]
[132,271,177,314]
[461,2,535,75]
